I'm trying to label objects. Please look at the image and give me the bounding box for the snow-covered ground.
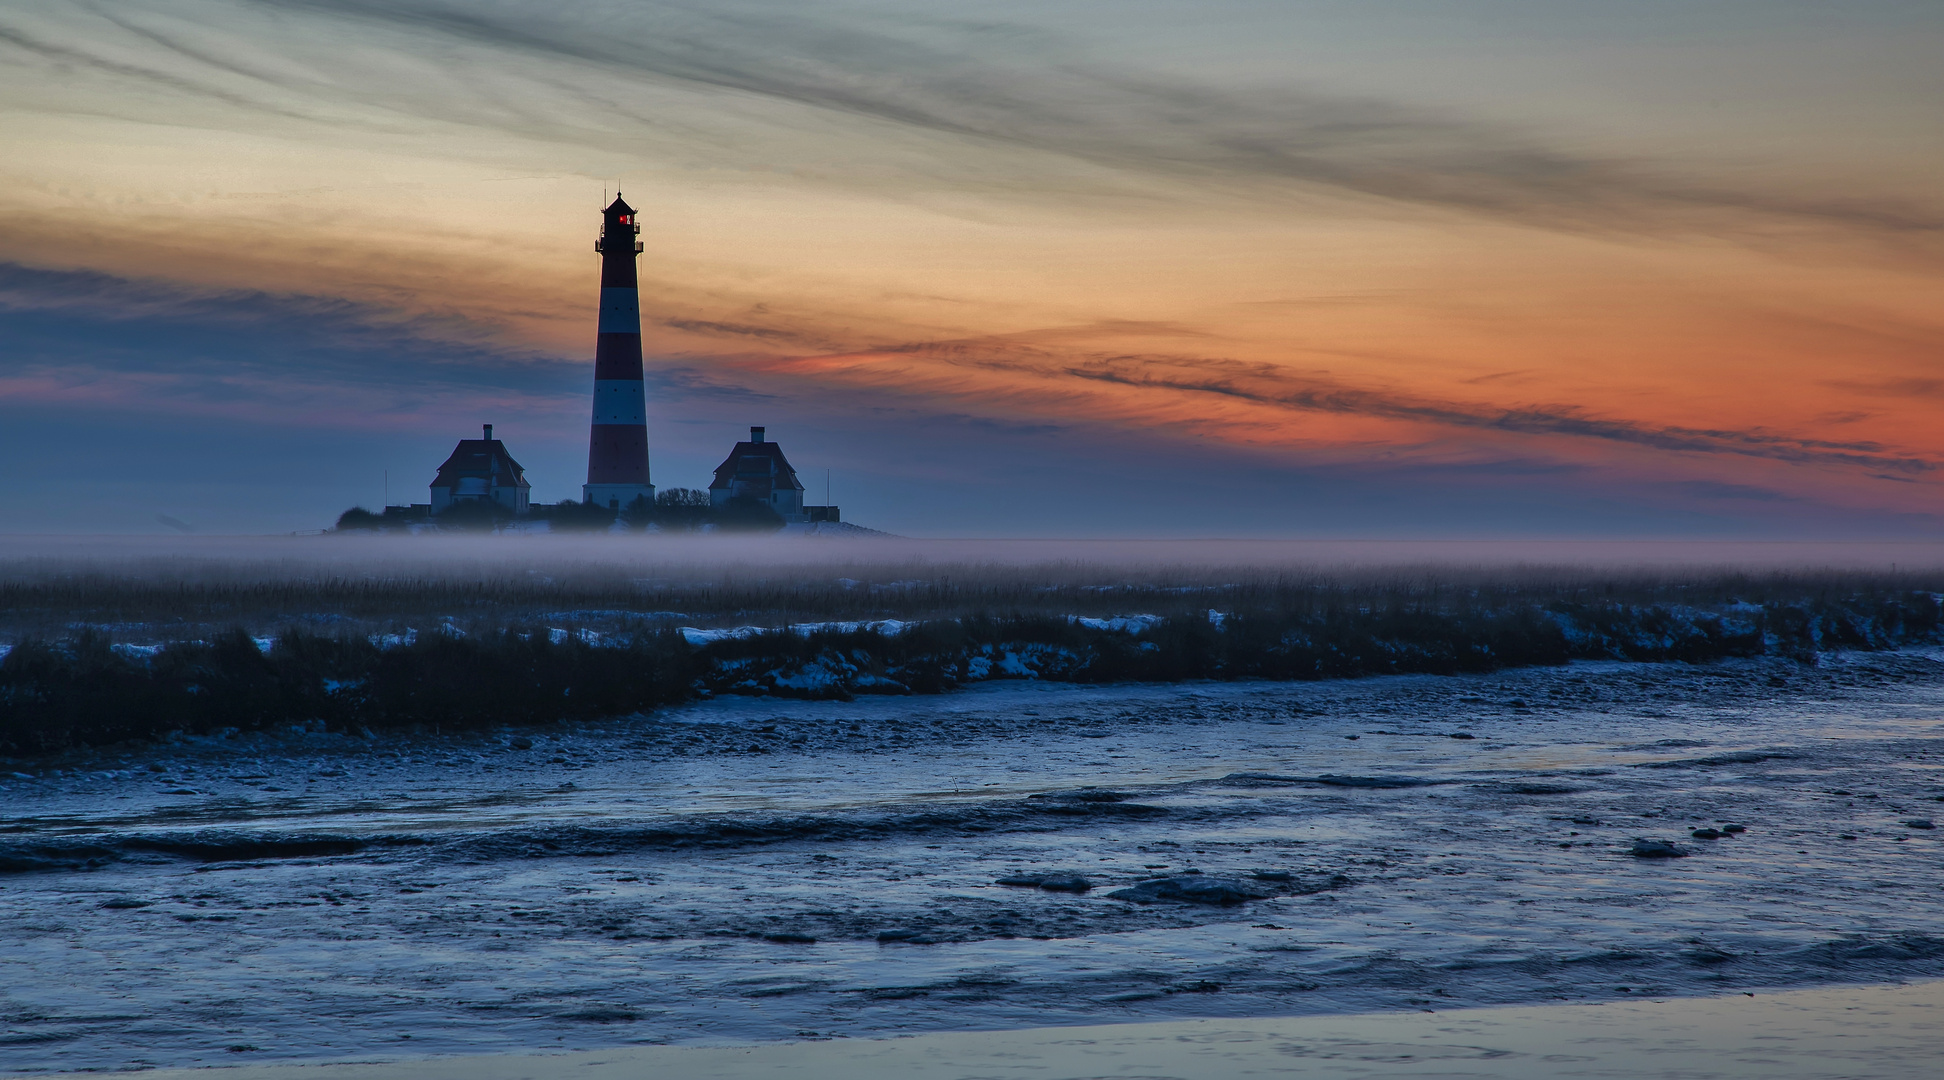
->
[3,651,1943,1071]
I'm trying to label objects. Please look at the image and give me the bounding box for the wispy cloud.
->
[660,317,840,351]
[0,18,313,121]
[3,1,1936,244]
[2,5,1938,534]
[1661,480,1799,503]
[5,261,1931,488]
[1826,377,1944,399]
[0,262,581,425]
[1069,357,1933,473]
[760,332,1940,477]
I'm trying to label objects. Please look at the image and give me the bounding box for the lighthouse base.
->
[583,483,655,512]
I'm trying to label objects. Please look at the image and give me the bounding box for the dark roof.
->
[432,439,529,490]
[709,441,804,493]
[605,193,635,217]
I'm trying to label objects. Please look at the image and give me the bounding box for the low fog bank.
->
[1,533,1939,642]
[3,531,1940,756]
[1,533,1940,585]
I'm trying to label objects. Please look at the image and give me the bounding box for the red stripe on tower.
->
[583,193,654,511]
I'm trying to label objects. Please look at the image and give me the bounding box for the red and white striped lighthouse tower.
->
[582,194,655,510]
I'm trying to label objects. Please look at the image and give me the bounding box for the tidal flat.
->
[5,648,1943,1072]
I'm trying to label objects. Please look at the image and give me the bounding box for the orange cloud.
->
[3,2,1940,530]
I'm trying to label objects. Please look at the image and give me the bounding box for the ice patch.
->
[540,610,687,623]
[690,615,1151,648]
[995,651,1037,677]
[771,659,857,693]
[1069,615,1163,634]
[680,620,917,645]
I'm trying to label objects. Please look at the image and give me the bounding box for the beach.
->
[50,978,1944,1080]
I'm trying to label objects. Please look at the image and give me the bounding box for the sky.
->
[0,0,1939,536]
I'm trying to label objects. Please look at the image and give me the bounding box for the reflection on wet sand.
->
[58,978,1944,1080]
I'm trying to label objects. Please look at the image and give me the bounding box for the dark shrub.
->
[0,627,695,754]
[334,507,383,531]
[543,499,617,533]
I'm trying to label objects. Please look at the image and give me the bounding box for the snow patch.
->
[1069,614,1163,634]
[680,620,917,646]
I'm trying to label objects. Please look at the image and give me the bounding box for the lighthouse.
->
[582,194,654,510]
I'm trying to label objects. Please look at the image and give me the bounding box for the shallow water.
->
[4,651,1943,1072]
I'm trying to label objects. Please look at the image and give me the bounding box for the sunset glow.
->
[2,1,1939,534]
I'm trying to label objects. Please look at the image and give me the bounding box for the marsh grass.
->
[3,572,1938,754]
[0,628,697,755]
[4,539,1939,754]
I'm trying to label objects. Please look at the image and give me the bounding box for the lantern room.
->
[595,193,644,254]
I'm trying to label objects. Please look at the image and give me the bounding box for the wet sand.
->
[54,979,1944,1079]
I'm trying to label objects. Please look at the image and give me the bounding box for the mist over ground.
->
[4,534,1941,584]
[4,534,1939,756]
[0,533,1937,637]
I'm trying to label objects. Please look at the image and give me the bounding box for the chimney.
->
[750,426,765,443]
[483,424,494,441]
